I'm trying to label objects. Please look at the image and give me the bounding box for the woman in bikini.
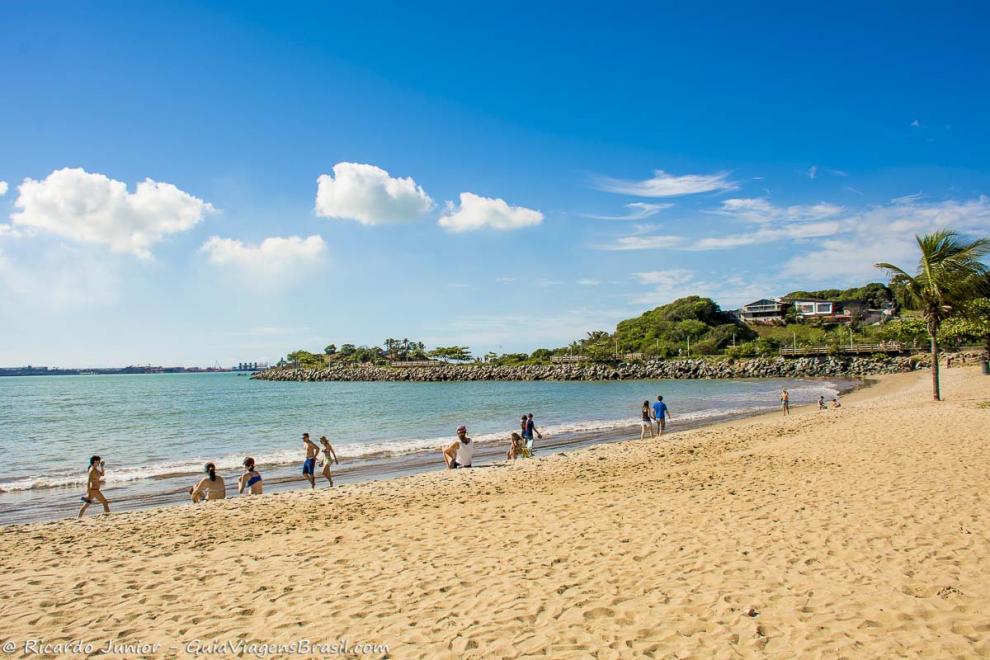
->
[319,436,339,487]
[190,462,226,502]
[238,457,263,495]
[78,455,110,518]
[640,400,655,439]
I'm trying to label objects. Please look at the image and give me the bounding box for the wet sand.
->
[1,367,988,657]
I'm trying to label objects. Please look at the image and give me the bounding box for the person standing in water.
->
[301,433,320,489]
[319,436,339,487]
[781,388,790,415]
[238,457,263,495]
[190,462,226,502]
[652,395,671,436]
[78,455,110,518]
[443,425,474,469]
[640,400,655,439]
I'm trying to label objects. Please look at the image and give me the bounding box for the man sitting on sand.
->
[443,425,474,469]
[78,455,110,518]
[190,462,226,502]
[238,457,263,495]
[652,395,671,436]
[302,433,320,489]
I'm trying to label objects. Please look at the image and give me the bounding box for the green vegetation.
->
[783,282,896,310]
[876,230,990,400]
[611,296,756,357]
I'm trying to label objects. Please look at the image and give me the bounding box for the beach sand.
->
[1,367,988,658]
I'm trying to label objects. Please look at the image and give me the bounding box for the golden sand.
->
[1,367,989,658]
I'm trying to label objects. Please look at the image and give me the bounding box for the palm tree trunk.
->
[930,333,941,401]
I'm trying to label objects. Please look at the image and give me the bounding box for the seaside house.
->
[737,299,789,324]
[783,298,879,324]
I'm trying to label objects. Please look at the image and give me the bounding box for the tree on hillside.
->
[324,344,337,356]
[876,230,989,400]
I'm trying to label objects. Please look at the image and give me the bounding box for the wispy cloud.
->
[631,269,771,309]
[593,169,737,197]
[581,202,672,221]
[596,234,685,251]
[576,278,600,286]
[714,198,843,224]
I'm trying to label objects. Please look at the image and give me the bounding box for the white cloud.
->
[437,192,543,232]
[715,198,843,224]
[577,278,600,286]
[631,269,771,309]
[911,119,921,128]
[315,162,433,225]
[593,169,737,197]
[807,165,818,180]
[783,196,990,283]
[582,202,672,221]
[596,234,685,251]
[0,181,8,197]
[201,235,327,286]
[10,168,215,258]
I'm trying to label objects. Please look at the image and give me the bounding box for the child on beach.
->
[302,433,320,489]
[190,462,226,502]
[832,398,842,409]
[781,388,790,415]
[319,436,339,487]
[238,457,263,495]
[818,395,826,410]
[506,432,527,460]
[78,455,110,518]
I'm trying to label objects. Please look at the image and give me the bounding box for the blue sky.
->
[2,1,990,366]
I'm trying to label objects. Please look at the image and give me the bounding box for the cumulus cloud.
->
[593,169,737,197]
[10,168,214,258]
[437,192,543,232]
[315,162,433,225]
[201,235,327,285]
[582,202,672,221]
[0,181,8,197]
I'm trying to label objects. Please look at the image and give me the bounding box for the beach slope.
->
[1,368,989,658]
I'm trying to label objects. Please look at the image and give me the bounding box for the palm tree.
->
[876,230,990,400]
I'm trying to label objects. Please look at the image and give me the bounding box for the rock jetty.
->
[249,353,970,383]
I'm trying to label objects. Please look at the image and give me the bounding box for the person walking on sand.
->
[524,413,543,452]
[78,455,110,518]
[190,462,226,503]
[443,425,474,469]
[640,400,656,439]
[781,388,790,415]
[319,436,339,487]
[301,433,320,489]
[652,395,671,436]
[238,457,263,495]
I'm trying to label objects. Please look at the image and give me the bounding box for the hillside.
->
[782,282,895,309]
[611,296,757,357]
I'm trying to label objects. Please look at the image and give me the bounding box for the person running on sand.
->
[319,436,339,487]
[781,388,790,415]
[190,462,226,503]
[506,432,527,460]
[78,455,110,518]
[652,395,671,436]
[238,457,263,495]
[301,432,320,489]
[443,425,474,469]
[640,400,656,439]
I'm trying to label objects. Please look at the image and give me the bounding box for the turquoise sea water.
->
[0,372,847,523]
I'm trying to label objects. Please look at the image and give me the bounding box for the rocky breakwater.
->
[252,354,935,382]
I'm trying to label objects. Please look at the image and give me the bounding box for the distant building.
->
[738,299,789,323]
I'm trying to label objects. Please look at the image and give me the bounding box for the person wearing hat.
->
[443,425,475,469]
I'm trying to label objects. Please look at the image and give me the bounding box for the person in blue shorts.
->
[652,395,672,437]
[301,433,320,489]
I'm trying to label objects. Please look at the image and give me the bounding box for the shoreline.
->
[2,367,988,656]
[0,377,859,527]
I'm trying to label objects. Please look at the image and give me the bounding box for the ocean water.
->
[0,372,848,524]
